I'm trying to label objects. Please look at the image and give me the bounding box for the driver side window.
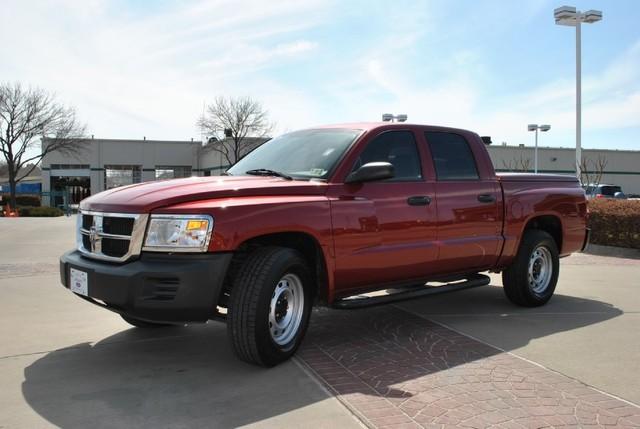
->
[351,131,422,181]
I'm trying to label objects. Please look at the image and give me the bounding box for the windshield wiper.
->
[245,169,293,180]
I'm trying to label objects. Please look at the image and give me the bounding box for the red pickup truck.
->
[60,123,589,366]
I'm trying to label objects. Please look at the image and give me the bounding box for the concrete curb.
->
[584,243,640,259]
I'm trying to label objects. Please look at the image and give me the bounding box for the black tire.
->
[120,314,175,328]
[227,246,313,367]
[502,230,559,307]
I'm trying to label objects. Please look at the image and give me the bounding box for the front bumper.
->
[60,250,233,323]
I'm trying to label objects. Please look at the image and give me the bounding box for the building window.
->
[155,166,192,180]
[104,165,142,190]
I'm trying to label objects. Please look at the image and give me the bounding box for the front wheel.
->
[227,246,313,367]
[502,230,559,307]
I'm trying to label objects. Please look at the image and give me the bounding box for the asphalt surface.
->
[1,216,638,428]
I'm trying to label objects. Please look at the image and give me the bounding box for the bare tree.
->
[197,96,274,166]
[579,156,607,187]
[0,83,87,210]
[502,156,532,172]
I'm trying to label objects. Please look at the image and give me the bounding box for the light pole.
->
[554,6,602,179]
[382,113,408,122]
[528,124,551,173]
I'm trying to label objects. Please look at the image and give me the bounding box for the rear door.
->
[423,131,502,273]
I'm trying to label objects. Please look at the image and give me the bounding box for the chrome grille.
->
[77,210,149,262]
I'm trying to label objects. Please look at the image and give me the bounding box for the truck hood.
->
[80,176,328,213]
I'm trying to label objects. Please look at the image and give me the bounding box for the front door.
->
[330,130,438,292]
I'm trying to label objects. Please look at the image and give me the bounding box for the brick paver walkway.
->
[298,307,640,428]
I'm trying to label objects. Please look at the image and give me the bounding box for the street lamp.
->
[382,113,408,122]
[528,124,551,174]
[554,5,602,179]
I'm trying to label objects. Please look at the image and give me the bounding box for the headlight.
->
[143,214,214,252]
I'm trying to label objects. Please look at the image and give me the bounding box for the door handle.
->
[477,194,496,203]
[407,196,431,206]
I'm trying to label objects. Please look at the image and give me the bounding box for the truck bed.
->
[497,172,579,183]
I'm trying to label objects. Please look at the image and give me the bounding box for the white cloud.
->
[325,22,640,149]
[198,40,317,75]
[484,40,640,144]
[1,0,638,152]
[0,0,328,140]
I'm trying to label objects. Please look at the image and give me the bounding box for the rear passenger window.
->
[352,131,422,181]
[424,132,479,180]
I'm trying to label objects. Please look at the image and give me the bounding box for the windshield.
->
[227,128,362,180]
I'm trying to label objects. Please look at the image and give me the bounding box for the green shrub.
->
[18,206,64,217]
[588,199,640,249]
[0,194,41,207]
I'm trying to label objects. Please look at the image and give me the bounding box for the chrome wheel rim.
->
[269,273,304,346]
[528,245,553,294]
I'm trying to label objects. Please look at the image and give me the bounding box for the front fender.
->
[153,195,336,298]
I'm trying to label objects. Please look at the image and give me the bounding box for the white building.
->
[39,136,640,207]
[486,144,640,194]
[41,137,266,207]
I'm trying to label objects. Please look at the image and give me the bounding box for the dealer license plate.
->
[70,268,88,296]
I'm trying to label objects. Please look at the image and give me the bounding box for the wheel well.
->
[524,215,563,252]
[218,232,328,308]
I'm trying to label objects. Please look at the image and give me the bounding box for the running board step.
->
[331,274,491,309]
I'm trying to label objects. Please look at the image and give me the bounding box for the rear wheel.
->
[502,230,559,307]
[120,314,175,328]
[227,246,313,367]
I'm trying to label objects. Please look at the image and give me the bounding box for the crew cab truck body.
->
[60,123,589,366]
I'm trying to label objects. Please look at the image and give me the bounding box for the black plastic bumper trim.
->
[60,250,233,323]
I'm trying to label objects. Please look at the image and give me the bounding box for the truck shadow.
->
[21,286,623,428]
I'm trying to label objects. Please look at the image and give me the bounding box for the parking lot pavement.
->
[299,306,640,428]
[295,255,640,428]
[2,217,639,428]
[398,254,640,405]
[0,218,362,429]
[0,301,361,429]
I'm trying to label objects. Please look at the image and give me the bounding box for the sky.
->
[2,0,639,150]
